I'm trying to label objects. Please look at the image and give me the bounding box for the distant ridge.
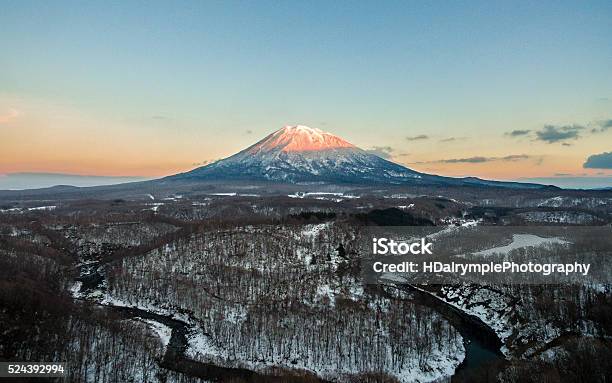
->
[0,172,149,190]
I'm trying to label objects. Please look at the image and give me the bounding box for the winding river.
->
[75,241,505,383]
[396,284,506,381]
[76,261,332,382]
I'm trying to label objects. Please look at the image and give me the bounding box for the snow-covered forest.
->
[1,191,611,382]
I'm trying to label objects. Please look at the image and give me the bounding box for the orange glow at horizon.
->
[1,96,610,181]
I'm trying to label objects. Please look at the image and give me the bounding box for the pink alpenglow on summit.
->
[247,125,356,154]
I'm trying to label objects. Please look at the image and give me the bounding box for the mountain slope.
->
[168,125,549,189]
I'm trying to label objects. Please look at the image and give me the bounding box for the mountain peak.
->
[280,125,322,134]
[170,125,548,189]
[246,125,356,154]
[174,124,422,184]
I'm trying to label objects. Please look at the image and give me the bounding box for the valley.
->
[1,187,610,382]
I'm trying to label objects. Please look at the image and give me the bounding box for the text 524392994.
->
[0,362,66,377]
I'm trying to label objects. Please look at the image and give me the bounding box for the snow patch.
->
[137,318,172,351]
[472,234,570,257]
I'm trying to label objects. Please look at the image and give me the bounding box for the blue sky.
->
[1,0,611,186]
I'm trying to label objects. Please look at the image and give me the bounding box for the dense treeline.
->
[1,193,611,382]
[106,224,463,380]
[0,229,198,382]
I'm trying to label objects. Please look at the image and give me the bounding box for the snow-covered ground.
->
[0,205,57,213]
[438,284,514,354]
[69,281,83,298]
[300,222,331,239]
[519,211,601,224]
[146,202,164,212]
[137,318,172,352]
[288,191,360,201]
[536,196,612,208]
[472,234,569,257]
[0,207,22,213]
[67,221,482,382]
[185,324,227,361]
[27,205,56,211]
[234,339,464,383]
[397,203,415,209]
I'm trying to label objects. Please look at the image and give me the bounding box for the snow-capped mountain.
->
[172,125,423,184]
[169,125,548,188]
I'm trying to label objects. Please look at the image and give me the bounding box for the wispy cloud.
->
[507,118,611,142]
[439,136,467,143]
[366,146,394,159]
[505,129,531,137]
[414,154,531,164]
[535,124,584,143]
[591,119,612,134]
[0,108,20,124]
[583,152,612,169]
[406,134,429,141]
